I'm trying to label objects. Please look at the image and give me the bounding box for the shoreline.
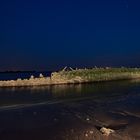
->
[0,68,140,87]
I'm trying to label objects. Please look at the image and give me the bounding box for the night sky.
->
[0,0,140,71]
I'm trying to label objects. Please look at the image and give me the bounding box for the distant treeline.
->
[0,71,36,73]
[0,71,52,73]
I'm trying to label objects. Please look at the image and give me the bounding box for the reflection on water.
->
[0,80,140,108]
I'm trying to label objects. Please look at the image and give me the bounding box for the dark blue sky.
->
[0,0,140,71]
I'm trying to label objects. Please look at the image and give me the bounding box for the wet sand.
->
[0,96,139,140]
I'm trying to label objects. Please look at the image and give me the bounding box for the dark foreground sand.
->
[0,98,139,140]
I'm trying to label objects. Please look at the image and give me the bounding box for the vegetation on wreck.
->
[0,67,140,87]
[57,67,140,82]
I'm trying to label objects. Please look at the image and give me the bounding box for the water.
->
[0,71,51,80]
[0,73,140,140]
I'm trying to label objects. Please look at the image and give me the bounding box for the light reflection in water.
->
[0,80,140,107]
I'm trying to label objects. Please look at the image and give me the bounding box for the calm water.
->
[0,73,140,140]
[0,71,51,80]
